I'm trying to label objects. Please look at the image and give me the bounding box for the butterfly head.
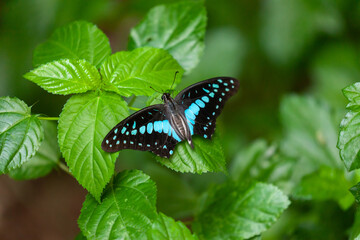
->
[161,93,172,103]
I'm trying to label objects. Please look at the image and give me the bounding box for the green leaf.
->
[147,212,198,240]
[58,91,129,201]
[9,121,60,180]
[74,232,87,240]
[192,182,290,240]
[230,140,297,194]
[156,133,226,174]
[24,59,101,95]
[293,167,355,209]
[100,47,183,97]
[350,208,360,240]
[350,182,360,204]
[343,82,360,111]
[33,21,111,68]
[78,170,157,240]
[280,95,340,169]
[128,2,206,73]
[338,110,360,171]
[0,97,43,173]
[146,92,163,106]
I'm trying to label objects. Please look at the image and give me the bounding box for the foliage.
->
[2,0,360,239]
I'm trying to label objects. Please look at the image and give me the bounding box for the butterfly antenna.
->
[150,86,162,93]
[170,71,179,91]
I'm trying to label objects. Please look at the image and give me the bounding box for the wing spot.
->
[224,83,228,86]
[140,126,146,134]
[163,120,170,133]
[133,122,136,128]
[131,130,137,135]
[121,127,126,134]
[217,79,223,83]
[202,96,210,103]
[189,103,200,115]
[212,112,215,116]
[219,98,222,102]
[106,140,109,144]
[216,105,219,109]
[225,88,230,92]
[232,85,235,88]
[114,128,118,134]
[154,121,163,133]
[213,84,219,88]
[214,89,218,92]
[130,141,134,144]
[203,88,210,93]
[230,80,234,84]
[204,134,208,138]
[170,150,174,155]
[147,144,150,147]
[196,99,205,108]
[113,135,117,140]
[139,143,142,146]
[221,92,225,96]
[126,131,129,135]
[209,92,215,98]
[163,145,167,149]
[109,144,113,148]
[147,122,153,134]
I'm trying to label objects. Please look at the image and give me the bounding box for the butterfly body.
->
[102,77,239,158]
[162,93,194,148]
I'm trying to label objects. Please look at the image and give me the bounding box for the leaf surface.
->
[100,47,183,97]
[58,91,129,201]
[147,213,198,240]
[33,21,111,68]
[193,182,290,239]
[9,121,60,180]
[78,170,157,240]
[128,2,206,72]
[293,167,355,209]
[280,95,340,169]
[0,97,43,173]
[156,134,226,174]
[24,59,101,95]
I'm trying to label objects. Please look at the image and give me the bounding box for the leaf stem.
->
[58,161,72,176]
[129,106,141,111]
[128,95,137,107]
[38,116,59,121]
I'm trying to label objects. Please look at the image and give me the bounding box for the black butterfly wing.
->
[175,77,239,139]
[101,105,180,158]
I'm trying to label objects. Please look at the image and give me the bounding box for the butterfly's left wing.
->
[101,105,181,158]
[175,77,239,139]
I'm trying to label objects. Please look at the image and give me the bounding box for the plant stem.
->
[38,116,59,121]
[58,161,72,176]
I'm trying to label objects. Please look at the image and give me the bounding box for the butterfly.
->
[101,77,239,158]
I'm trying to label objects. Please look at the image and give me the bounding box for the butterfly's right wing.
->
[101,105,181,158]
[175,77,239,139]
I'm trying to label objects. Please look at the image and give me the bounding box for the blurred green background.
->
[1,0,360,239]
